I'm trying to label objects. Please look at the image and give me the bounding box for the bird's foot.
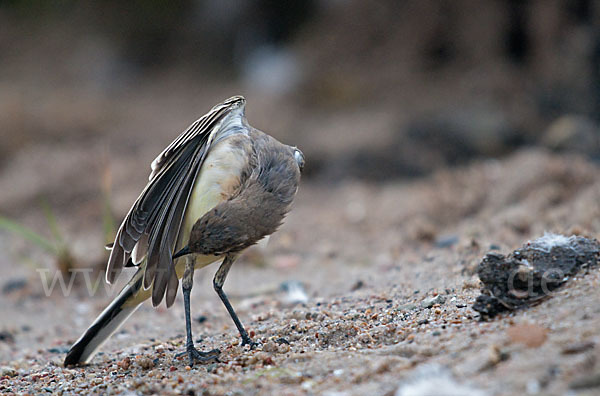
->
[177,345,220,366]
[241,335,259,349]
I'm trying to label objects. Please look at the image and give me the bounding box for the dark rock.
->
[473,234,600,319]
[473,295,508,317]
[350,280,364,291]
[2,278,27,294]
[0,330,15,343]
[435,235,459,248]
[561,341,595,355]
[570,372,600,390]
[47,347,69,354]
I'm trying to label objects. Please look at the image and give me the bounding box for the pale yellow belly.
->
[176,135,248,250]
[125,134,250,306]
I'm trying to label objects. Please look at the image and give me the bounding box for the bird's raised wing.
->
[106,96,246,308]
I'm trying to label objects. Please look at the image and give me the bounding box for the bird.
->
[64,96,304,366]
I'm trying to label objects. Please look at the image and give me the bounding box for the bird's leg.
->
[214,255,257,348]
[180,255,220,365]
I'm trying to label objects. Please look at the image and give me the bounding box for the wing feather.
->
[144,141,198,291]
[153,140,206,306]
[149,96,246,180]
[131,232,148,265]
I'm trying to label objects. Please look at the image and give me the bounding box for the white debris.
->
[396,364,488,396]
[280,280,308,304]
[75,302,91,315]
[526,379,541,394]
[528,232,578,253]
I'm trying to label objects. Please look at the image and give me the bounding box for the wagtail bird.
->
[64,96,304,366]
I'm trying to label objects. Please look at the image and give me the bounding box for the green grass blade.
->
[102,190,117,245]
[40,199,65,246]
[0,215,59,254]
[100,162,117,245]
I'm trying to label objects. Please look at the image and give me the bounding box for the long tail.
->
[64,269,146,366]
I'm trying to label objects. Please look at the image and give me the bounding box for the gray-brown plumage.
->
[64,96,303,366]
[184,133,301,257]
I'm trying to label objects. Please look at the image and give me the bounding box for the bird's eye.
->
[293,149,305,172]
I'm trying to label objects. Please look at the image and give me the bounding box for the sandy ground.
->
[1,143,600,395]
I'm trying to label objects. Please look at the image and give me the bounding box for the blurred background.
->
[2,3,600,391]
[0,0,599,287]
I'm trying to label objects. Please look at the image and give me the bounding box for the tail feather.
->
[64,271,144,366]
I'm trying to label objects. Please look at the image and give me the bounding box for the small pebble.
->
[507,323,548,348]
[562,341,595,355]
[117,357,131,370]
[351,280,365,291]
[421,295,446,308]
[435,234,459,248]
[47,347,69,354]
[2,278,27,294]
[136,357,154,370]
[195,315,207,324]
[398,303,418,311]
[263,340,278,353]
[570,372,600,390]
[0,330,15,343]
[1,366,18,377]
